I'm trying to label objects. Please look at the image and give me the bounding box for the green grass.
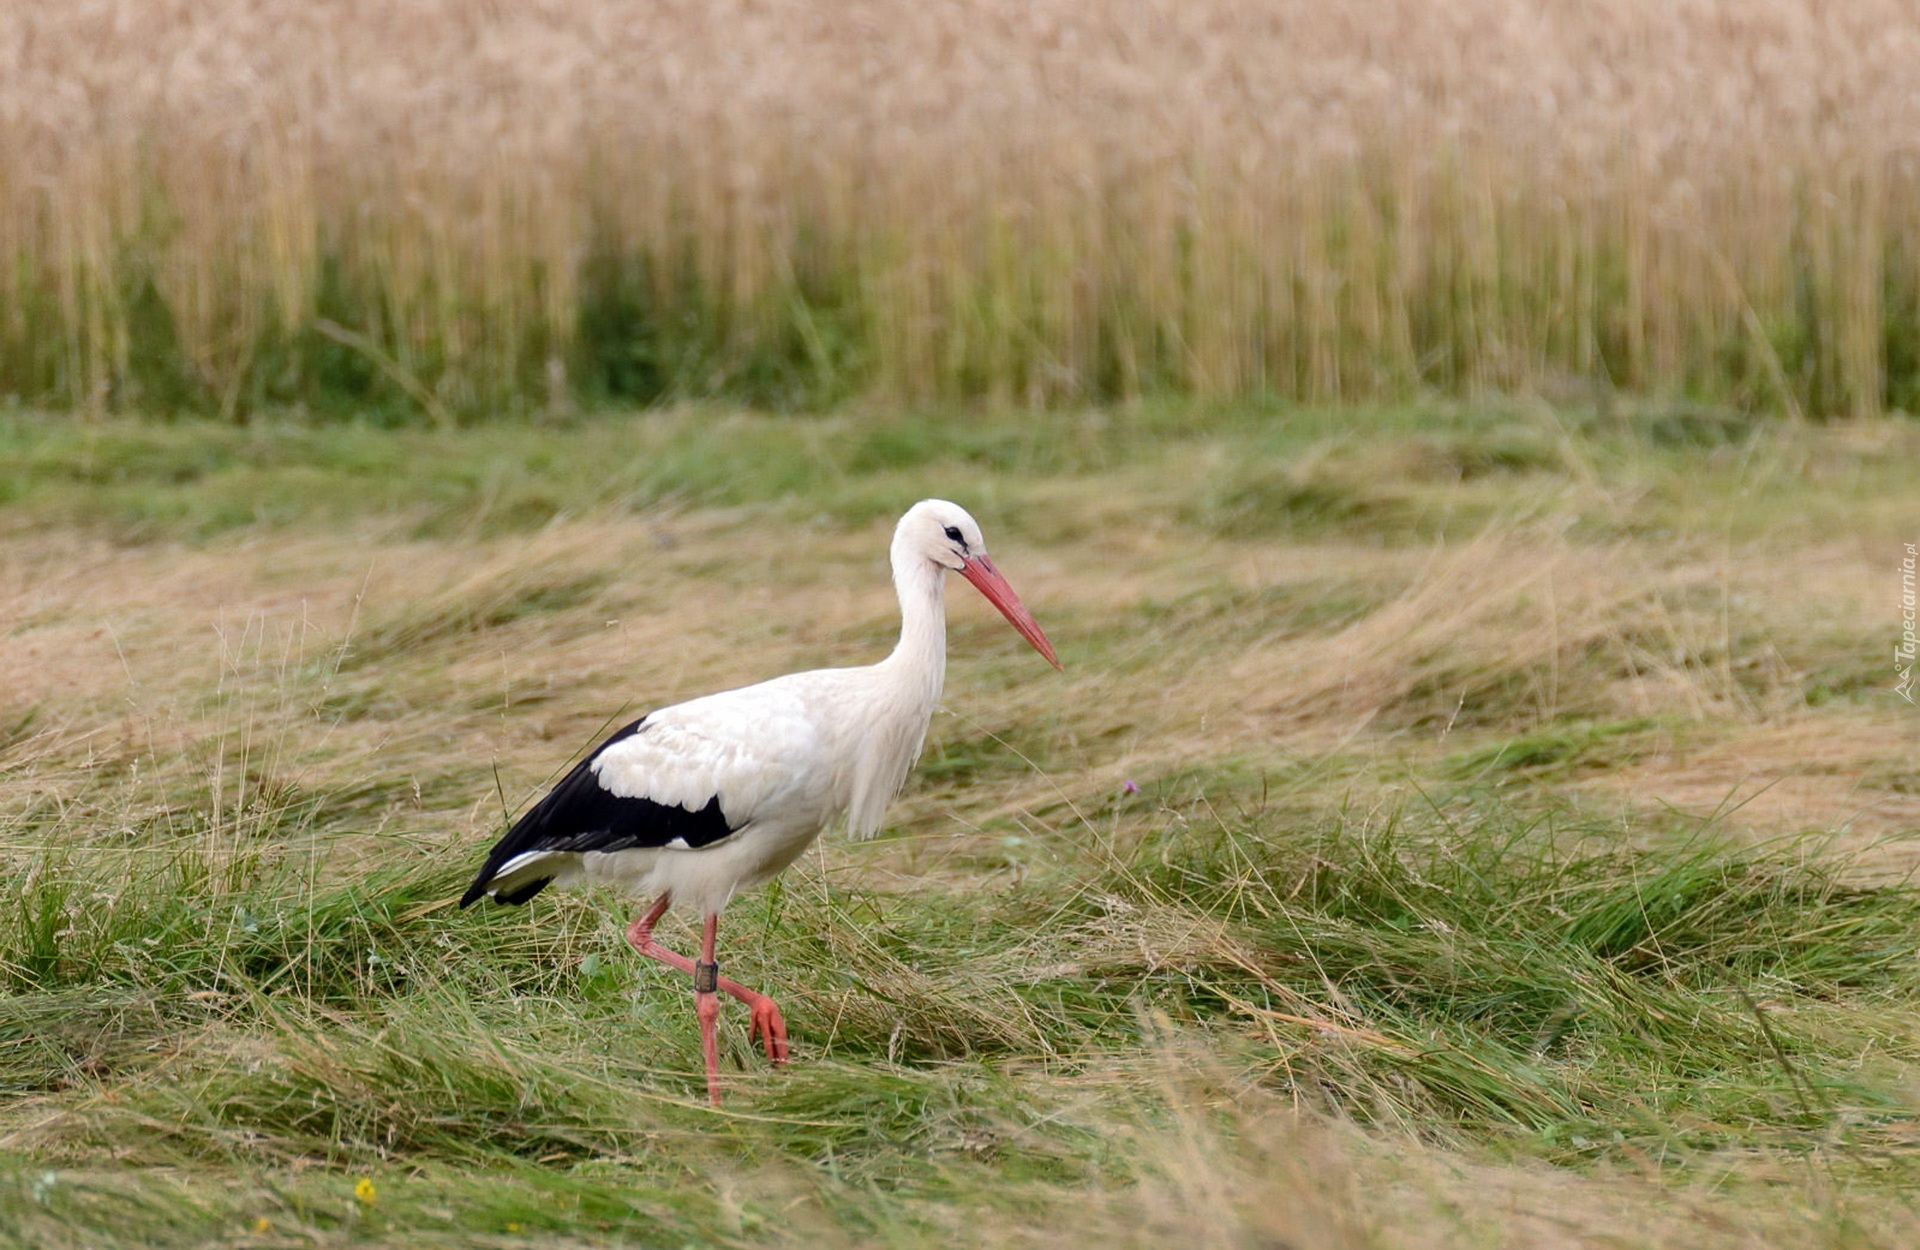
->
[0,399,1905,547]
[7,768,1920,1238]
[2,401,1918,1246]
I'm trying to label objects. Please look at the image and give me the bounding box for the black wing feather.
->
[459,716,736,908]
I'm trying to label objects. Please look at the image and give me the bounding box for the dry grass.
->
[3,404,1918,1246]
[0,408,1908,879]
[6,0,1920,415]
[1112,1058,1920,1250]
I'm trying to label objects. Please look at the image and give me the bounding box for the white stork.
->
[460,499,1060,1105]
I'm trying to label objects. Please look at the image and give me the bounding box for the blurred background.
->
[8,0,1917,422]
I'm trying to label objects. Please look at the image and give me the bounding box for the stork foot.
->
[626,896,791,1100]
[743,993,789,1066]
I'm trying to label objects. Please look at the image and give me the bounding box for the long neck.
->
[882,546,947,710]
[841,543,949,838]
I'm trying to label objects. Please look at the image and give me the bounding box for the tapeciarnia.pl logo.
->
[1899,541,1917,704]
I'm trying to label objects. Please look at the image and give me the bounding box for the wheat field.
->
[6,0,1919,417]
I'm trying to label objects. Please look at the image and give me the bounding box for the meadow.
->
[0,400,1916,1247]
[6,0,1920,1244]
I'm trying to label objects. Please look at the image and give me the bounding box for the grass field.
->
[1,399,1917,1246]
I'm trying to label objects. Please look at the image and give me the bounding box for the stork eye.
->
[943,525,965,544]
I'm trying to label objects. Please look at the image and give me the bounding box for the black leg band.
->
[693,960,719,994]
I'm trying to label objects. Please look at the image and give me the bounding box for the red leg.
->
[624,896,791,1095]
[694,915,723,1105]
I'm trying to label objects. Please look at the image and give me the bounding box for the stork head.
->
[897,499,1062,669]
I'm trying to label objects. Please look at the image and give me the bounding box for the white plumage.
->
[461,499,1060,1104]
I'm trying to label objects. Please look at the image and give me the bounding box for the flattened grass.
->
[6,776,1917,1164]
[1,402,1918,1245]
[7,771,1920,1247]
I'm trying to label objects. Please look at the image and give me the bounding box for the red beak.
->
[958,555,1063,670]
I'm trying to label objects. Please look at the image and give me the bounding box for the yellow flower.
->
[354,1177,378,1205]
[507,1223,524,1233]
[252,1217,272,1233]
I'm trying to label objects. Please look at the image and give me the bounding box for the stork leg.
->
[624,894,791,1104]
[693,914,723,1104]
